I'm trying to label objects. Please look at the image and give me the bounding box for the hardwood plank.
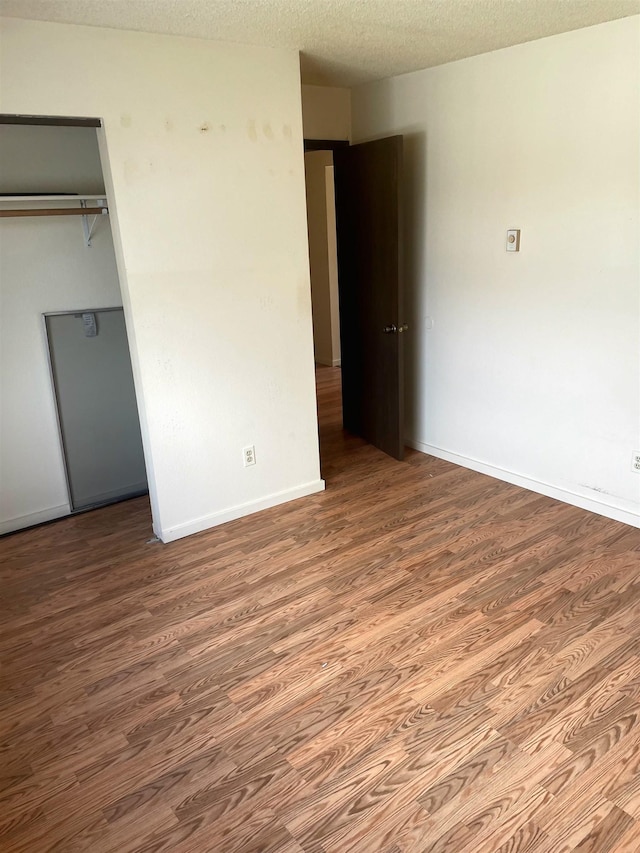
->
[572,805,635,853]
[2,365,640,851]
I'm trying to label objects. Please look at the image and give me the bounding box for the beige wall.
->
[300,84,348,367]
[352,16,640,527]
[304,150,340,366]
[301,84,351,140]
[0,17,323,542]
[325,164,341,367]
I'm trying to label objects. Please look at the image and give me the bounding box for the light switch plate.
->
[506,229,521,252]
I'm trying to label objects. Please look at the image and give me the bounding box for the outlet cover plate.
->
[506,229,521,252]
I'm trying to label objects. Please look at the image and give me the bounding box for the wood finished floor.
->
[2,366,640,852]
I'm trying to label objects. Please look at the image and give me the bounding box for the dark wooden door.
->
[333,135,405,460]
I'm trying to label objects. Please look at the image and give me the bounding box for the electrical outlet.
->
[243,445,256,467]
[632,451,640,473]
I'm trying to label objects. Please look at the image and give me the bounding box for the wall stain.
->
[165,119,174,132]
[263,122,274,140]
[259,294,275,310]
[247,120,258,142]
[199,122,210,133]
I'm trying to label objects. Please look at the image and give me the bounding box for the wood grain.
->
[1,365,640,852]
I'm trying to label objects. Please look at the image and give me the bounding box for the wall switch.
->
[506,229,521,252]
[632,451,640,473]
[243,445,256,467]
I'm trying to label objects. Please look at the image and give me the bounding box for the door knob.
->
[382,324,408,334]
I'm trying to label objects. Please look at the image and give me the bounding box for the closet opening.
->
[0,114,151,534]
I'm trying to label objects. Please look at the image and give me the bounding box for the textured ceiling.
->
[1,0,639,86]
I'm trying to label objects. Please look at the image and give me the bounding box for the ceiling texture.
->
[1,0,638,86]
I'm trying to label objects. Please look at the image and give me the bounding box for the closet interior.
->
[0,117,148,534]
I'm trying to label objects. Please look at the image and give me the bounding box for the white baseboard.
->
[0,503,70,535]
[332,358,342,367]
[157,479,326,543]
[407,439,640,530]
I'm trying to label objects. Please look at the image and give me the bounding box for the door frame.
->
[303,139,349,377]
[304,139,349,153]
[1,111,158,534]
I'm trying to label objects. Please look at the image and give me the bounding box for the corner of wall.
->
[157,479,325,543]
[301,84,352,141]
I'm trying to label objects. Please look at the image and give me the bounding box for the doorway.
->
[0,115,150,534]
[304,150,342,369]
[304,135,406,467]
[304,140,348,481]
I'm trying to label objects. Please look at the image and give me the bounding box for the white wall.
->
[302,85,351,140]
[352,17,640,526]
[0,18,323,542]
[0,125,123,533]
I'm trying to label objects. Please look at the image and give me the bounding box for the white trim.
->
[332,358,342,367]
[0,503,70,535]
[157,479,326,543]
[407,439,640,530]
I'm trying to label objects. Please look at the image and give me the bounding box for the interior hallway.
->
[2,367,640,851]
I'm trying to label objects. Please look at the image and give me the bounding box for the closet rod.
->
[1,194,107,202]
[0,207,108,218]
